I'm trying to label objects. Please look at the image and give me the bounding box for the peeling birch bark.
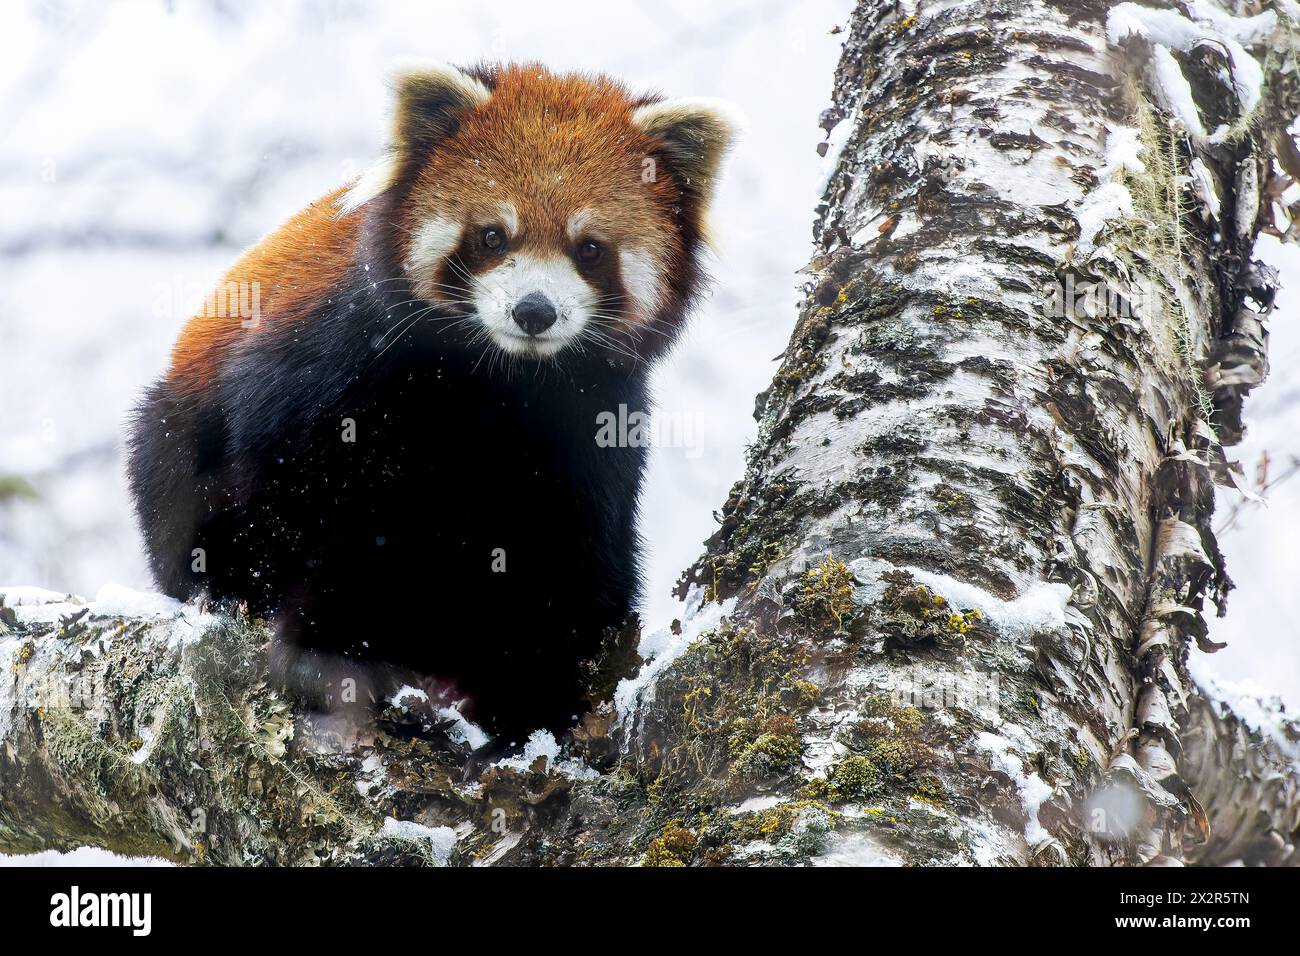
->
[2,0,1299,866]
[1180,684,1300,866]
[647,0,1300,866]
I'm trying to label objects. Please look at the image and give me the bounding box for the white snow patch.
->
[902,568,1070,637]
[974,731,1055,848]
[88,585,218,642]
[389,685,490,750]
[1076,180,1137,257]
[378,817,457,866]
[1187,654,1300,760]
[129,726,157,765]
[1109,4,1206,49]
[0,585,75,606]
[1101,123,1146,176]
[1108,2,1275,127]
[1276,0,1300,24]
[0,584,216,636]
[90,583,185,619]
[1150,44,1207,137]
[614,586,736,727]
[966,818,1012,866]
[732,795,785,814]
[355,752,384,797]
[494,729,599,780]
[500,728,561,768]
[1184,0,1278,46]
[4,601,83,626]
[813,829,905,866]
[0,847,174,867]
[389,685,428,706]
[1188,157,1222,219]
[437,707,490,750]
[817,107,859,196]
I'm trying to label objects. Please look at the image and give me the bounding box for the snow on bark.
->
[0,587,611,865]
[1180,661,1300,865]
[656,0,1300,866]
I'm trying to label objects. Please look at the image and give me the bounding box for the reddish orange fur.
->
[400,65,686,310]
[169,65,697,389]
[168,188,359,390]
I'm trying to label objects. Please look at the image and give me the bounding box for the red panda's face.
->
[341,63,737,364]
[407,189,676,361]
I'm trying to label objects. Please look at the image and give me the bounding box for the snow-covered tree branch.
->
[3,0,1299,866]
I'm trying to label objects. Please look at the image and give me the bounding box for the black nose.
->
[512,293,558,335]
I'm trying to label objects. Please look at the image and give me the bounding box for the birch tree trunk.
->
[2,0,1298,866]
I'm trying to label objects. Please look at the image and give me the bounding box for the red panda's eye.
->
[578,240,602,264]
[482,228,507,253]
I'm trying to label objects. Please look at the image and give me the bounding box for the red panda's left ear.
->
[632,97,741,211]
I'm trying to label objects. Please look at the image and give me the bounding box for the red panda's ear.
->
[389,62,492,155]
[338,62,491,216]
[632,97,741,210]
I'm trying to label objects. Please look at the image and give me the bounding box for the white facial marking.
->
[619,247,663,322]
[496,202,519,235]
[472,254,595,358]
[408,216,463,298]
[566,208,596,242]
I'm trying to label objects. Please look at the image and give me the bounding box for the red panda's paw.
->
[268,638,488,756]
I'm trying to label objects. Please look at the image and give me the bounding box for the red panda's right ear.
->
[338,62,491,216]
[389,62,492,155]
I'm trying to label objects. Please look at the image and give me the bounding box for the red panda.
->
[127,62,736,741]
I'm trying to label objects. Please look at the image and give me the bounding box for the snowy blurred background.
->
[0,0,1295,714]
